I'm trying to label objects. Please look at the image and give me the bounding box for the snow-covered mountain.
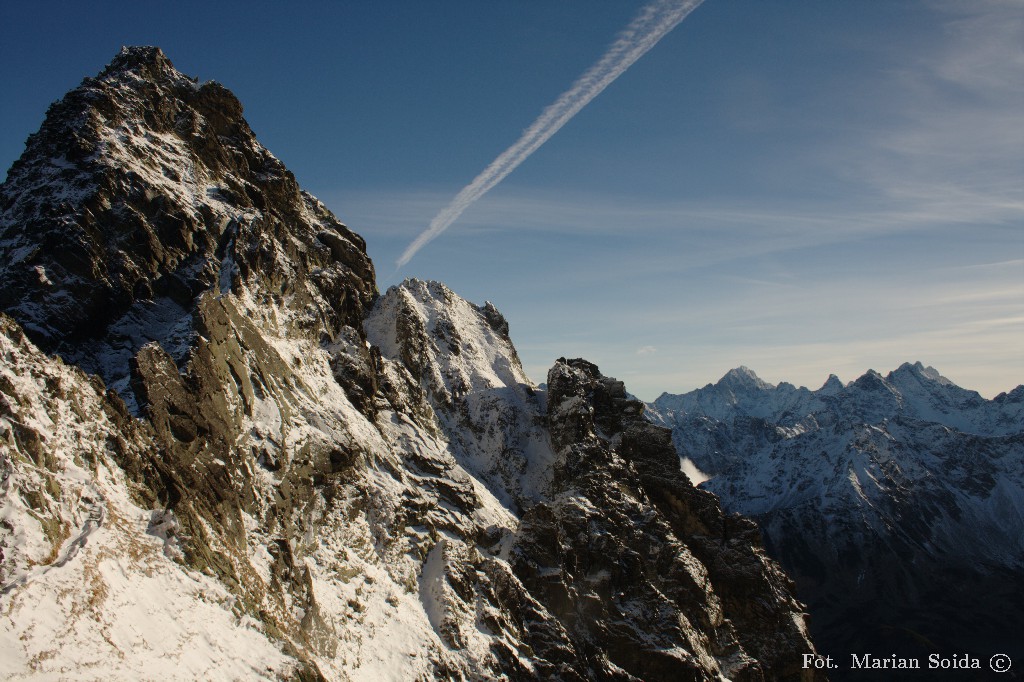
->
[0,47,819,680]
[648,365,1024,662]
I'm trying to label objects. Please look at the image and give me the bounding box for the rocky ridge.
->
[0,47,819,680]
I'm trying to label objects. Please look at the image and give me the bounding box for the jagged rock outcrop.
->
[1,47,820,680]
[367,285,821,680]
[648,364,1024,667]
[517,358,815,681]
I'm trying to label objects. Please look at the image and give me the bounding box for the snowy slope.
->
[0,315,297,680]
[365,279,556,510]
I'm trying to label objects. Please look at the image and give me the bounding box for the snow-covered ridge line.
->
[649,360,1022,436]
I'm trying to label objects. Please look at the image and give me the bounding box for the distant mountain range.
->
[647,363,1024,670]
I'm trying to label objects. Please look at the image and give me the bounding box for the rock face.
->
[0,45,375,407]
[648,365,1024,666]
[519,358,814,681]
[1,48,819,680]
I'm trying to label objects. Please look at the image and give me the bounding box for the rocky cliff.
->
[1,47,819,680]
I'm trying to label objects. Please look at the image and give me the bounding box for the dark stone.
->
[508,357,823,681]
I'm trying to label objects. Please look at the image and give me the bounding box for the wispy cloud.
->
[395,0,705,268]
[335,185,1021,289]
[840,0,1024,221]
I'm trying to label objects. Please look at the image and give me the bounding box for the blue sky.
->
[2,1,1022,399]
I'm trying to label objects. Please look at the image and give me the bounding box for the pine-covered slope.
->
[648,365,1024,663]
[1,48,819,680]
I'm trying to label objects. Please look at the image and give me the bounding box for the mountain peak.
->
[890,360,953,387]
[99,45,179,81]
[819,373,844,394]
[717,365,772,391]
[1,46,375,395]
[854,368,884,384]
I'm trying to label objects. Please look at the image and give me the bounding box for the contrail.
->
[397,0,705,268]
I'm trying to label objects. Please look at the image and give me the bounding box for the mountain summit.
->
[1,45,376,409]
[0,48,819,680]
